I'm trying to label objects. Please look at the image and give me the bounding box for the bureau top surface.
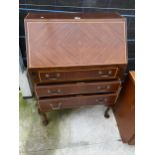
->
[25,13,127,69]
[25,12,123,20]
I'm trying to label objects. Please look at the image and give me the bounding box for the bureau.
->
[25,12,128,125]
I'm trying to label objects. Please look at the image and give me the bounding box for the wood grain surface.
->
[113,71,135,145]
[25,13,127,68]
[39,93,118,112]
[35,80,121,98]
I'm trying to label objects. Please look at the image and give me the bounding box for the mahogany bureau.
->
[24,12,128,125]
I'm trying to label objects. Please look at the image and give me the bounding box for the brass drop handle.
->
[45,73,50,78]
[97,85,111,90]
[98,70,112,77]
[106,85,111,89]
[45,73,60,80]
[50,102,62,110]
[108,70,112,75]
[47,89,61,94]
[96,98,108,104]
[74,16,81,19]
[97,86,106,90]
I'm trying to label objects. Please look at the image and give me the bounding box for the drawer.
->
[38,93,117,112]
[35,81,121,98]
[38,67,118,83]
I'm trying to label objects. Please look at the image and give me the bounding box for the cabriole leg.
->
[104,107,110,118]
[38,107,49,125]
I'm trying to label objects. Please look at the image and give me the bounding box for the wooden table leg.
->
[104,107,110,118]
[38,107,49,126]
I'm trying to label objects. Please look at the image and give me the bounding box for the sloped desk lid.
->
[25,13,128,69]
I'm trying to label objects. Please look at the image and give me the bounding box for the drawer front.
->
[38,93,117,112]
[38,67,118,83]
[35,81,121,98]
